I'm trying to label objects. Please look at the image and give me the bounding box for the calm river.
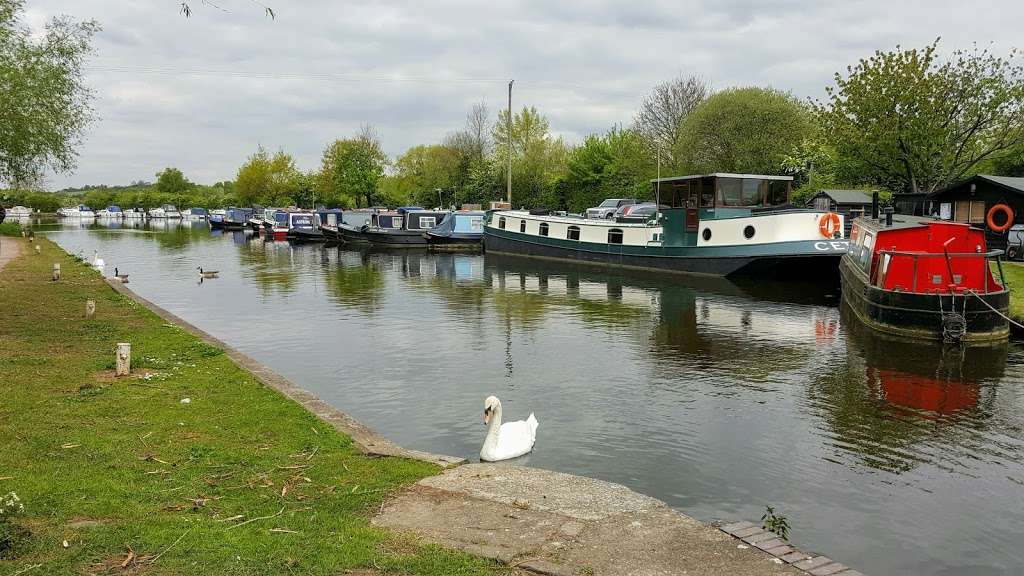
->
[41,218,1024,576]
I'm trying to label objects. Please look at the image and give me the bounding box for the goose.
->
[91,250,104,269]
[113,267,129,282]
[480,396,538,462]
[197,266,219,279]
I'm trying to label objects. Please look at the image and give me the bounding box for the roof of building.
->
[810,189,873,205]
[932,174,1024,196]
[650,173,793,183]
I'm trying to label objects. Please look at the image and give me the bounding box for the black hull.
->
[362,229,430,246]
[288,228,324,242]
[484,229,841,280]
[839,256,1010,343]
[222,221,246,231]
[425,233,483,251]
[338,225,370,243]
[208,219,226,229]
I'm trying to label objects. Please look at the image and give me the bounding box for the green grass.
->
[0,221,23,236]
[1001,261,1024,323]
[0,238,503,575]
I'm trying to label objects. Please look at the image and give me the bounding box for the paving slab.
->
[375,463,802,575]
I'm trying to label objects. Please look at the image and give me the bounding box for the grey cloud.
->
[23,0,1024,188]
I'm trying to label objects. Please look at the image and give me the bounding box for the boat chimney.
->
[871,191,879,220]
[884,206,893,227]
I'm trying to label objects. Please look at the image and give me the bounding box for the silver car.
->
[586,198,637,219]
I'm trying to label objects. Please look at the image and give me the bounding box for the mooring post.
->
[85,299,96,319]
[34,244,41,254]
[52,263,61,281]
[115,343,131,376]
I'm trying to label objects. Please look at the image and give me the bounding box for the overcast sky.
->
[23,0,1024,189]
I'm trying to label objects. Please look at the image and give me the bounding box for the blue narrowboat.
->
[426,210,486,249]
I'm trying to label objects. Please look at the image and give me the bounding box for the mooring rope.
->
[964,289,1024,330]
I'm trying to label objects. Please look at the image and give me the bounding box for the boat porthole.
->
[702,228,712,241]
[744,225,755,239]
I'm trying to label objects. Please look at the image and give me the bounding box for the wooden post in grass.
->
[85,299,96,319]
[34,244,40,254]
[52,263,61,281]
[115,343,131,377]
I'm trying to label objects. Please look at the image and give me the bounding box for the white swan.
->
[480,396,538,462]
[91,250,104,270]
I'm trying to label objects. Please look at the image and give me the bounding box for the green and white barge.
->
[484,173,850,278]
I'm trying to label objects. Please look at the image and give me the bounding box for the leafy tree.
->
[155,167,193,195]
[0,1,99,187]
[817,40,1024,193]
[235,146,301,206]
[317,127,388,208]
[676,87,814,175]
[390,144,461,207]
[634,74,709,169]
[493,106,568,209]
[558,128,654,213]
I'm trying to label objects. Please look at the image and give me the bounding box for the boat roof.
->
[651,173,794,183]
[493,210,656,228]
[854,215,975,233]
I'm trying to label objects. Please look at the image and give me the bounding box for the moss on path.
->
[0,238,504,575]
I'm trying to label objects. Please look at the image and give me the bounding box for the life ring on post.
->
[986,204,1014,233]
[818,212,842,238]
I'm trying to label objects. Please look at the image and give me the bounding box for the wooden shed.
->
[927,175,1024,250]
[805,189,873,236]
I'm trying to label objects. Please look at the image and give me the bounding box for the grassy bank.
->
[0,221,23,236]
[0,238,500,575]
[1002,261,1024,324]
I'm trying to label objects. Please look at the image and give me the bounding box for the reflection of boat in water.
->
[841,214,1010,343]
[843,313,1006,418]
[426,210,485,249]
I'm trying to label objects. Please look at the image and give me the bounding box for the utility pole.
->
[507,79,514,207]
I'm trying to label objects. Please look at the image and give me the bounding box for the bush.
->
[0,221,24,236]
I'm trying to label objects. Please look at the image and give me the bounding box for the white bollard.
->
[85,299,96,319]
[34,244,41,254]
[52,263,61,281]
[115,343,131,377]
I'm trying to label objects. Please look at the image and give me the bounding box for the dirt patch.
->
[94,369,159,383]
[67,518,107,529]
[86,549,154,575]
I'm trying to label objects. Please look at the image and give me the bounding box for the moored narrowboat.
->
[484,173,850,278]
[362,208,446,246]
[840,212,1010,343]
[315,209,345,241]
[287,211,323,241]
[426,210,486,249]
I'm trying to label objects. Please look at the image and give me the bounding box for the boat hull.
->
[426,232,483,251]
[484,226,845,278]
[362,229,429,247]
[338,225,370,243]
[288,228,324,242]
[839,255,1010,343]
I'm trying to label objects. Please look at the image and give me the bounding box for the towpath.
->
[0,236,22,272]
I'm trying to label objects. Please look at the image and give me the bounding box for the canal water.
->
[41,219,1024,576]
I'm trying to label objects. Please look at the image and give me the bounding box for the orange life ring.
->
[818,212,842,238]
[986,204,1014,233]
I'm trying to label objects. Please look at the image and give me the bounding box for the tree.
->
[390,144,461,207]
[493,106,568,209]
[155,167,192,195]
[675,87,814,175]
[0,1,99,187]
[235,146,301,206]
[558,128,654,213]
[316,126,388,208]
[634,75,709,169]
[817,40,1024,193]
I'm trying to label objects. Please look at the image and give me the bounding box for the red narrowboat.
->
[840,212,1011,343]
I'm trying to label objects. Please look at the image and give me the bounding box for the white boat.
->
[123,208,145,219]
[58,204,95,218]
[210,209,227,217]
[148,204,182,219]
[6,206,32,217]
[183,207,208,220]
[96,205,124,218]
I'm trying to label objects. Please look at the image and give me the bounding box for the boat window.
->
[498,217,506,229]
[608,228,623,244]
[420,216,436,229]
[567,225,580,241]
[469,217,483,231]
[700,179,715,208]
[717,179,743,207]
[539,222,549,236]
[769,180,790,206]
[520,219,527,233]
[742,179,765,206]
[860,233,873,268]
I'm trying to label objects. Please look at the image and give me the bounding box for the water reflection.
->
[42,228,1024,576]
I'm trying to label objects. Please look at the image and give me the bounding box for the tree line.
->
[1,0,1022,213]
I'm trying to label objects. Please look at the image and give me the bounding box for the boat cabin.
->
[371,211,403,229]
[847,216,1004,295]
[287,212,314,230]
[403,210,447,231]
[316,208,344,228]
[650,173,794,247]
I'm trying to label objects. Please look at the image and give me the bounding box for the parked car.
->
[586,198,636,219]
[615,203,668,223]
[1007,224,1024,261]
